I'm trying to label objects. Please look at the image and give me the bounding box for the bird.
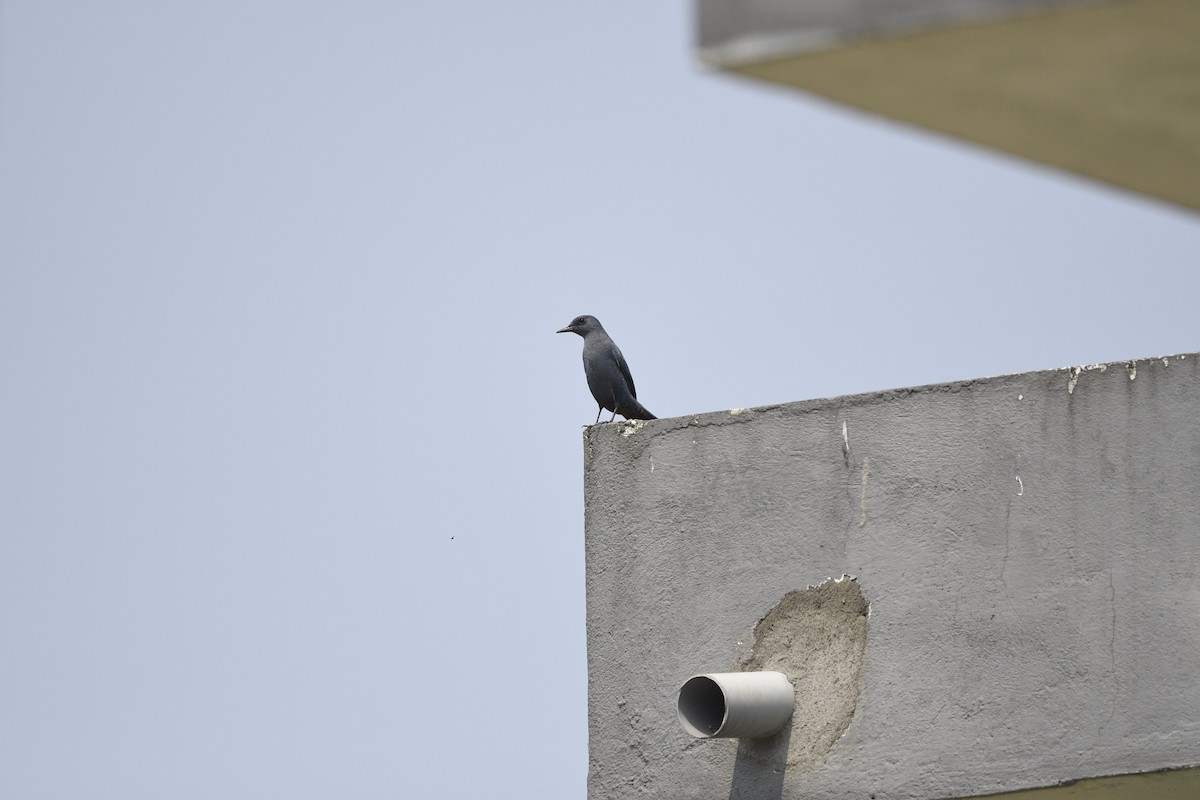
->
[557,315,656,425]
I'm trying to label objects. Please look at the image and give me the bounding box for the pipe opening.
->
[677,671,795,739]
[677,675,727,737]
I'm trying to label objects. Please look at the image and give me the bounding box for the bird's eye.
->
[575,318,585,326]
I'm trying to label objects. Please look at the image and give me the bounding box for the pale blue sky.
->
[2,2,1198,798]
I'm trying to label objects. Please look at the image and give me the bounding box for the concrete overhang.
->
[696,0,1200,213]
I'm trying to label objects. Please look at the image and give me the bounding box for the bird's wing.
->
[612,344,637,398]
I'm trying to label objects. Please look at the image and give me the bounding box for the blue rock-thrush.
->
[557,315,656,424]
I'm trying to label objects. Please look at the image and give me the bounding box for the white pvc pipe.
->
[676,671,795,739]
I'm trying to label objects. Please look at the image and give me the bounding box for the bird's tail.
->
[622,400,656,421]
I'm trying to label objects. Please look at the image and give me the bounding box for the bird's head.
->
[556,315,602,337]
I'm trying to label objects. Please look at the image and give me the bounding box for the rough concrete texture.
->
[583,353,1200,800]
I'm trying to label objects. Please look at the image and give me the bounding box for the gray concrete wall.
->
[583,353,1200,799]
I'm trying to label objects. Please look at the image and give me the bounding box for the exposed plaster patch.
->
[732,577,869,772]
[1067,363,1107,394]
[619,420,648,437]
[1127,362,1137,380]
[730,408,744,416]
[1015,475,1024,496]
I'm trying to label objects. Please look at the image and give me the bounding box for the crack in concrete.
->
[1000,495,1013,589]
[859,457,870,528]
[1103,566,1118,729]
[842,420,850,467]
[843,454,860,540]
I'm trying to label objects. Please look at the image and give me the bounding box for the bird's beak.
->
[556,326,573,334]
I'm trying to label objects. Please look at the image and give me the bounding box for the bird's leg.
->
[609,409,617,423]
[594,406,603,425]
